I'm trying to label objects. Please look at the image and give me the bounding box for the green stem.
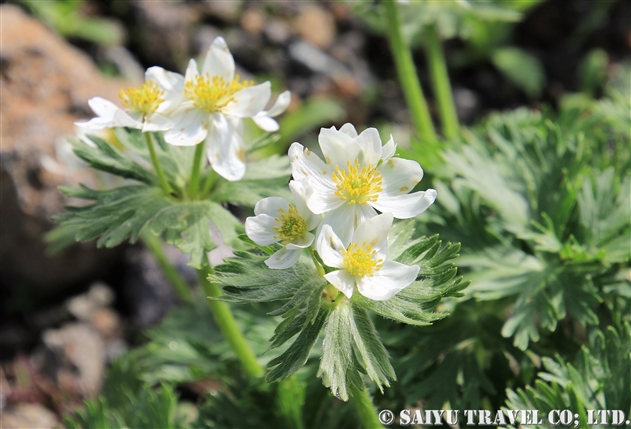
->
[144,132,172,195]
[201,169,218,198]
[425,24,459,139]
[383,0,437,145]
[197,266,264,378]
[141,230,192,303]
[350,386,383,429]
[188,141,206,199]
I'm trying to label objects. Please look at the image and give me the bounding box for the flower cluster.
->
[76,37,290,182]
[246,124,437,301]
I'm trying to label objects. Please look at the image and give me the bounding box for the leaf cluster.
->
[48,129,292,268]
[211,225,467,401]
[505,323,631,428]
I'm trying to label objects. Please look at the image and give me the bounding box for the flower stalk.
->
[188,141,206,199]
[144,132,173,195]
[141,230,192,303]
[425,23,459,139]
[197,266,264,378]
[383,0,437,145]
[349,385,383,428]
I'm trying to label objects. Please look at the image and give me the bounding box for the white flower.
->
[245,180,320,269]
[161,37,290,181]
[75,66,182,132]
[289,123,437,245]
[316,213,419,301]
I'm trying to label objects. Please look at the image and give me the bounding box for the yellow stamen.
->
[184,73,253,113]
[342,242,383,277]
[119,81,164,116]
[332,159,383,205]
[273,204,307,245]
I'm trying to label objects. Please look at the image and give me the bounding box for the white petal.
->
[318,205,355,247]
[206,115,246,181]
[378,157,424,195]
[288,180,316,227]
[285,231,314,250]
[254,196,290,217]
[350,213,393,256]
[356,127,383,166]
[75,116,113,130]
[324,269,356,299]
[245,214,279,246]
[87,97,118,119]
[112,109,143,129]
[252,115,279,132]
[202,37,235,81]
[288,143,340,214]
[382,135,397,161]
[356,261,419,301]
[318,126,360,167]
[316,224,345,268]
[143,113,173,132]
[185,58,199,81]
[339,123,358,138]
[145,66,184,92]
[163,110,208,146]
[222,82,271,118]
[265,90,291,117]
[371,189,437,219]
[265,248,300,269]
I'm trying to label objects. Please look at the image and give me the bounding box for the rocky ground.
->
[1,1,629,427]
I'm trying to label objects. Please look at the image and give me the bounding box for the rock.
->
[202,0,243,23]
[132,1,195,70]
[1,403,59,429]
[295,4,337,49]
[121,245,181,329]
[264,18,294,46]
[0,5,126,297]
[240,6,266,36]
[41,323,104,398]
[66,283,115,322]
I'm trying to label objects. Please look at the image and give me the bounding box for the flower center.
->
[332,159,383,205]
[119,81,164,116]
[184,73,253,113]
[342,242,383,277]
[274,204,307,245]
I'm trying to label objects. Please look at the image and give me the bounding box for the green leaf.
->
[71,136,156,185]
[51,184,241,269]
[317,304,365,402]
[212,155,292,206]
[267,306,330,383]
[491,47,545,98]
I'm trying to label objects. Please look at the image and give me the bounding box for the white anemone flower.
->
[161,37,290,181]
[75,66,183,132]
[316,213,419,301]
[289,123,437,245]
[245,180,320,269]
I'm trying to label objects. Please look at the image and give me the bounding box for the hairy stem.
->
[425,24,459,139]
[383,0,437,145]
[188,141,206,199]
[144,132,172,195]
[350,385,383,429]
[141,230,192,303]
[197,266,264,378]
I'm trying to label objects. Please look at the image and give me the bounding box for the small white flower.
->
[161,37,289,181]
[75,67,182,132]
[289,123,437,245]
[316,213,419,301]
[245,180,320,269]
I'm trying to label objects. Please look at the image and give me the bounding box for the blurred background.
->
[1,0,629,427]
